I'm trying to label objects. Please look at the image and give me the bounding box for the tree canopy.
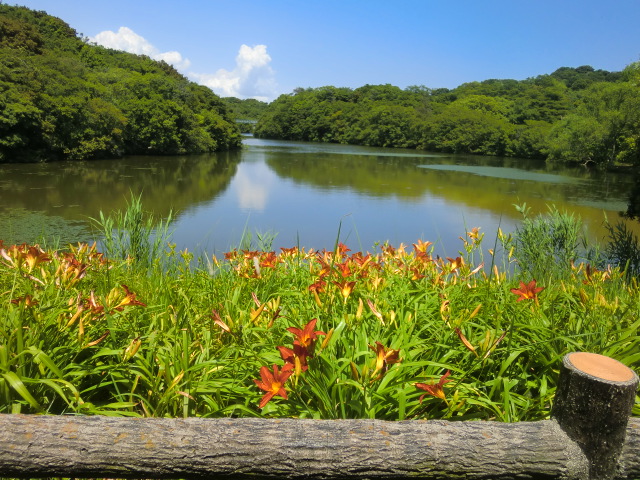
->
[255,65,640,167]
[0,5,241,163]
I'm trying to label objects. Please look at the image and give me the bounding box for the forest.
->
[2,4,639,168]
[254,65,640,167]
[0,5,242,163]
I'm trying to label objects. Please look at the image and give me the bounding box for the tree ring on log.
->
[566,351,636,383]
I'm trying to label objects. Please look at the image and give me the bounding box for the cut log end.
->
[552,352,639,480]
[567,352,636,383]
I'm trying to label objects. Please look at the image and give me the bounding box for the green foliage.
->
[224,97,269,121]
[419,103,511,155]
[546,82,640,166]
[255,59,638,167]
[222,97,269,133]
[550,65,623,90]
[255,84,429,146]
[511,204,588,282]
[1,202,638,420]
[90,192,173,270]
[0,5,241,163]
[603,219,640,278]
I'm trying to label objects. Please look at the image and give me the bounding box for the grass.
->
[0,201,638,421]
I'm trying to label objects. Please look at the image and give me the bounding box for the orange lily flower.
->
[259,252,278,268]
[351,252,372,268]
[10,295,38,307]
[410,267,426,281]
[336,243,351,259]
[279,246,299,257]
[333,280,356,301]
[308,280,326,308]
[254,363,294,408]
[86,291,105,317]
[224,250,238,261]
[113,284,147,311]
[412,239,433,254]
[416,370,451,402]
[287,318,326,350]
[510,280,544,302]
[369,341,401,379]
[210,309,231,333]
[24,246,51,272]
[446,256,464,273]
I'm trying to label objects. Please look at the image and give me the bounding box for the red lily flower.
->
[510,279,544,302]
[259,252,278,268]
[287,318,326,350]
[254,363,294,408]
[308,279,326,293]
[416,371,451,402]
[337,261,352,278]
[278,344,309,372]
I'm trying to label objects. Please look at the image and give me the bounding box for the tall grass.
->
[1,202,638,420]
[91,192,173,270]
[511,204,588,282]
[604,218,640,278]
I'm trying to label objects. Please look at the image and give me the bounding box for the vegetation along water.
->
[0,5,639,422]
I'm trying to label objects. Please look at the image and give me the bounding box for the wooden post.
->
[552,352,639,480]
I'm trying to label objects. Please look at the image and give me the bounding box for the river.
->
[0,136,636,258]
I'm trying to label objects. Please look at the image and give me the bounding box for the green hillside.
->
[0,5,242,163]
[255,66,640,167]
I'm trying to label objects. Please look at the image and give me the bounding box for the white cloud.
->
[90,28,277,101]
[90,27,191,70]
[190,44,278,101]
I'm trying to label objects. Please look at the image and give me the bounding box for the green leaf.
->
[2,372,41,411]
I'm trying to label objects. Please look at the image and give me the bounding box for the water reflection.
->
[234,161,274,211]
[0,152,240,244]
[0,137,637,255]
[259,138,633,244]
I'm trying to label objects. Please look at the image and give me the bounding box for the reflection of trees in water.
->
[0,208,92,246]
[265,151,631,217]
[0,151,242,221]
[623,171,640,221]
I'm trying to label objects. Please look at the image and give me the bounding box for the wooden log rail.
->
[0,352,637,480]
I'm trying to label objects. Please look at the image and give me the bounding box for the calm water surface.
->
[0,136,636,257]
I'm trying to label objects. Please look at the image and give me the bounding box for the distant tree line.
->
[255,65,640,167]
[0,5,241,163]
[223,97,268,133]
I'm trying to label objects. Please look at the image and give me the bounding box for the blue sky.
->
[11,1,640,101]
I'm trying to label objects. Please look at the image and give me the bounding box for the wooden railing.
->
[0,352,638,480]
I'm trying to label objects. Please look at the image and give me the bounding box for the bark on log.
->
[615,418,640,480]
[552,352,639,480]
[0,415,590,480]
